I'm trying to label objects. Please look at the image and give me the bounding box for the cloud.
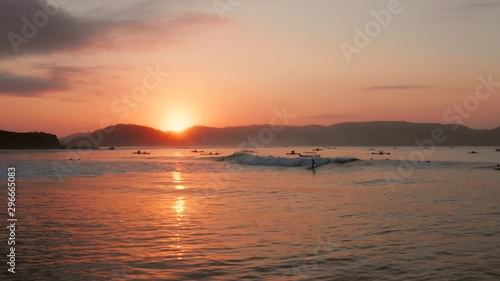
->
[0,0,107,57]
[68,0,172,21]
[0,0,226,58]
[90,13,225,51]
[0,71,68,96]
[58,96,89,103]
[35,64,104,76]
[365,85,432,91]
[0,65,103,97]
[444,1,500,22]
[459,1,500,10]
[305,114,357,120]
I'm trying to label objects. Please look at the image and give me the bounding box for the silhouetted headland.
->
[0,130,62,149]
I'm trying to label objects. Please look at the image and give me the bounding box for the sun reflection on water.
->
[170,170,189,259]
[172,171,185,190]
[171,196,186,260]
[171,197,186,259]
[173,197,185,215]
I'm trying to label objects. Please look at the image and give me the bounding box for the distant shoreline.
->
[2,121,500,149]
[1,145,500,151]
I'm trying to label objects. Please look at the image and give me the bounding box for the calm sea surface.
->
[1,147,499,280]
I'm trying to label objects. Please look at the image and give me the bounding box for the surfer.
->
[311,159,315,169]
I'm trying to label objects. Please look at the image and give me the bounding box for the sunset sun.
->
[164,111,193,132]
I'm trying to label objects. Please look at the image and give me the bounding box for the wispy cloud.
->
[0,65,104,97]
[59,96,89,103]
[365,85,432,91]
[91,13,225,51]
[0,72,68,96]
[459,1,500,11]
[305,113,357,120]
[35,64,105,76]
[444,0,500,22]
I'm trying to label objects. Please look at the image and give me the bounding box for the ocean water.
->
[0,146,499,280]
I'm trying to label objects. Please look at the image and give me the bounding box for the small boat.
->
[312,148,323,151]
[286,150,298,155]
[299,152,320,157]
[201,152,220,156]
[372,150,391,155]
[133,150,150,155]
[191,149,204,153]
[469,151,479,154]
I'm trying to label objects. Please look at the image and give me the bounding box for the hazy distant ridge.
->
[60,122,500,147]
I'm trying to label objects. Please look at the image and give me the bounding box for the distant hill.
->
[60,124,180,147]
[0,130,62,149]
[60,122,500,147]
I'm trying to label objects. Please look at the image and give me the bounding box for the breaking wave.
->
[219,153,359,167]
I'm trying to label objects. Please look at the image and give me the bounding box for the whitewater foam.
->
[220,153,359,167]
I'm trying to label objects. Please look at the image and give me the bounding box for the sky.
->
[0,0,499,137]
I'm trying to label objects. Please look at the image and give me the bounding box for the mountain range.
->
[59,122,500,148]
[2,121,499,149]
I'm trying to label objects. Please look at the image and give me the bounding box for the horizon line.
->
[3,120,500,138]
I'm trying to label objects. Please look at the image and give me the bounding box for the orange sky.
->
[1,0,499,137]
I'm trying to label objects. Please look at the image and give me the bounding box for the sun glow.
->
[164,111,193,132]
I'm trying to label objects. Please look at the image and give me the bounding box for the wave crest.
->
[219,153,359,167]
